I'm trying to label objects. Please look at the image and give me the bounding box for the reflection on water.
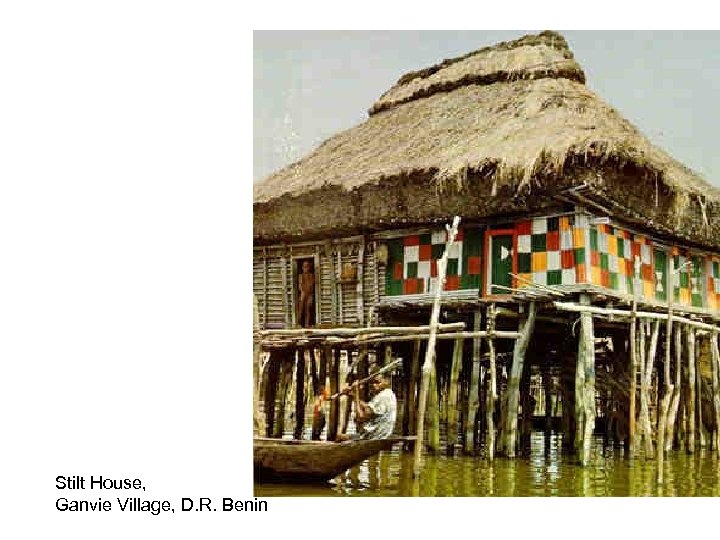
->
[255,432,720,497]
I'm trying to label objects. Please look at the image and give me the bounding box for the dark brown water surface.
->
[255,432,720,497]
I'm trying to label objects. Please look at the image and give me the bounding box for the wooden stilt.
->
[253,295,265,437]
[338,350,349,434]
[642,320,660,458]
[486,304,498,461]
[274,352,294,438]
[666,325,683,451]
[294,348,306,439]
[465,310,482,454]
[687,328,696,453]
[427,362,440,453]
[447,337,463,455]
[407,341,420,435]
[414,216,460,477]
[628,260,639,458]
[503,301,537,458]
[710,332,720,454]
[264,351,279,437]
[579,294,596,466]
[327,347,340,441]
[311,347,328,440]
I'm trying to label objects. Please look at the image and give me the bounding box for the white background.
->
[0,1,715,539]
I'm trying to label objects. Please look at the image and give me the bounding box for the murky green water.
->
[255,433,720,496]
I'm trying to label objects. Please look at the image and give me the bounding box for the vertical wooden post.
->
[658,259,676,476]
[414,216,460,477]
[274,351,294,438]
[405,341,420,436]
[262,247,269,326]
[465,310,482,454]
[427,363,440,453]
[280,249,289,327]
[486,304,498,460]
[263,351,279,437]
[253,295,265,437]
[327,347,341,441]
[338,350,349,434]
[294,348,306,439]
[666,324,683,451]
[629,255,640,457]
[710,331,720,454]
[503,302,537,458]
[687,327,696,453]
[642,320,660,457]
[447,337,464,455]
[357,239,365,326]
[578,294,596,466]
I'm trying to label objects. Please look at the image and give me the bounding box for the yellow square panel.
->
[643,280,654,298]
[607,235,617,256]
[532,252,547,272]
[591,266,602,286]
[573,228,585,248]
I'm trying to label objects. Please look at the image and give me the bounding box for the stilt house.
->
[253,31,720,463]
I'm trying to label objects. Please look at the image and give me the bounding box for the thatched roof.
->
[254,31,720,248]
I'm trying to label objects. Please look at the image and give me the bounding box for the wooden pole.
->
[628,257,639,458]
[711,332,720,453]
[294,348,306,439]
[414,216,460,477]
[465,310,482,454]
[407,341,421,435]
[486,304,498,460]
[688,328,696,453]
[447,337,464,455]
[579,294,596,466]
[327,347,340,441]
[666,324,683,451]
[503,302,537,458]
[643,320,660,458]
[658,258,676,471]
[253,295,265,437]
[273,352,294,438]
[263,351,279,437]
[427,363,440,453]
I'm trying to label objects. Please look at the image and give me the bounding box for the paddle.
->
[329,359,402,400]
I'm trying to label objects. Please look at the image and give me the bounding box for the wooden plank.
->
[465,310,482,454]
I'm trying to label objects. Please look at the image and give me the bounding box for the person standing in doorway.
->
[297,261,315,327]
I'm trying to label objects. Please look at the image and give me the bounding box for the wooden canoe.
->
[254,436,407,483]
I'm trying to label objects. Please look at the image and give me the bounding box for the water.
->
[255,432,720,496]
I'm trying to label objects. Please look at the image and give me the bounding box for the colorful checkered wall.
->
[516,215,586,286]
[384,227,483,296]
[708,258,720,311]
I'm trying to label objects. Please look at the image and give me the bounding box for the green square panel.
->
[447,258,459,276]
[431,243,445,259]
[518,252,531,273]
[531,234,546,252]
[385,279,403,296]
[387,238,404,265]
[464,227,483,256]
[617,238,625,258]
[600,253,608,271]
[419,233,431,245]
[574,247,586,265]
[609,273,618,290]
[590,228,598,251]
[461,274,481,290]
[626,276,634,294]
[406,262,418,278]
[679,272,689,289]
[714,261,720,278]
[546,269,562,285]
[547,217,559,232]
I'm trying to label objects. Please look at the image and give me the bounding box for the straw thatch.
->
[254,31,720,248]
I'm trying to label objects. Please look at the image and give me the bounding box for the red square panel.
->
[394,262,403,280]
[642,264,652,281]
[467,256,481,275]
[546,231,560,251]
[430,260,437,277]
[516,220,532,235]
[404,235,419,247]
[403,278,419,295]
[561,249,574,269]
[454,229,464,241]
[444,275,460,291]
[591,251,600,267]
[576,263,586,282]
[631,242,641,259]
[601,269,609,287]
[625,259,634,276]
[419,244,432,261]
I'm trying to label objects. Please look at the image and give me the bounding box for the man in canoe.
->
[337,375,397,441]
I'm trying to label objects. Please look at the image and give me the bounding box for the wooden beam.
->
[259,322,466,338]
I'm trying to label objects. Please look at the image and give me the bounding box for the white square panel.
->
[560,229,573,250]
[609,254,619,273]
[562,268,576,285]
[417,261,431,279]
[532,218,547,234]
[641,244,651,265]
[431,230,446,244]
[532,271,547,285]
[546,251,560,271]
[404,245,419,263]
[517,234,531,253]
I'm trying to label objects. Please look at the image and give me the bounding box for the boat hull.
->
[253,437,402,483]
